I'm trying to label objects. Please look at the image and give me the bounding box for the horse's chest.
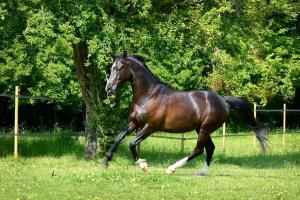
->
[130,105,149,123]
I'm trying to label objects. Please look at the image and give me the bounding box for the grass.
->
[0,130,299,200]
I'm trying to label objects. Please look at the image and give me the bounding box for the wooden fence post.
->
[253,103,257,150]
[14,86,19,159]
[222,122,226,153]
[283,103,286,147]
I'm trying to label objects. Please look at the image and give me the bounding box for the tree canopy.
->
[1,0,299,151]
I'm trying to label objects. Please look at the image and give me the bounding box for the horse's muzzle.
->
[106,87,112,95]
[105,85,117,96]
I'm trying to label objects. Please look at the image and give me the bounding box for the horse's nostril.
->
[106,88,112,94]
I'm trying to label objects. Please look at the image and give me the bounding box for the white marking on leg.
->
[166,157,188,174]
[198,161,209,176]
[135,158,149,172]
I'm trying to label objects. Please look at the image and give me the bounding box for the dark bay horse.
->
[103,53,267,175]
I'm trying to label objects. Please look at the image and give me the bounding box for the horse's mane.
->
[130,55,149,69]
[116,54,148,69]
[131,55,146,63]
[128,55,173,89]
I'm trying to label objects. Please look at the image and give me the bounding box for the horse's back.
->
[192,90,228,113]
[154,89,228,132]
[190,90,228,130]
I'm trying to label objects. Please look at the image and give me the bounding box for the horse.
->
[102,53,267,176]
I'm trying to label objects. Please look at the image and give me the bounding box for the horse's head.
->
[105,53,132,95]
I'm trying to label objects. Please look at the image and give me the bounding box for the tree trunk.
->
[72,41,97,159]
[84,105,97,159]
[232,0,241,17]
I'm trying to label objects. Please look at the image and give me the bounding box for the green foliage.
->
[0,1,81,107]
[0,0,299,139]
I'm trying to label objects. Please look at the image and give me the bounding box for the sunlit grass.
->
[0,130,299,199]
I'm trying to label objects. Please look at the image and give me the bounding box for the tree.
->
[0,0,299,157]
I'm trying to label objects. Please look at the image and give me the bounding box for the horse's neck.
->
[130,67,159,101]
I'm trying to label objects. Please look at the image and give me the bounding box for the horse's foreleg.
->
[129,124,153,172]
[102,122,136,168]
[166,129,209,175]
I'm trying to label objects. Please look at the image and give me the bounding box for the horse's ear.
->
[122,50,128,58]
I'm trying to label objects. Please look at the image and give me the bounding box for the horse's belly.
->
[163,113,198,132]
[162,125,195,133]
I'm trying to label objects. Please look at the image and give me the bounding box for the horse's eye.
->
[116,63,124,71]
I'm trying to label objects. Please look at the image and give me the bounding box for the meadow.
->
[0,130,299,200]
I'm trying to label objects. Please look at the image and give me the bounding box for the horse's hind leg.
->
[204,136,215,166]
[197,136,215,176]
[166,128,209,174]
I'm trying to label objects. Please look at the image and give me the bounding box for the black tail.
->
[224,96,268,152]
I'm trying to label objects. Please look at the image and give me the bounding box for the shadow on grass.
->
[214,152,300,169]
[116,143,207,168]
[115,143,300,169]
[0,135,84,159]
[2,133,299,170]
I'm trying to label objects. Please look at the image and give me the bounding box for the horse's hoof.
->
[136,159,149,172]
[193,172,206,176]
[142,164,149,172]
[102,158,109,169]
[166,167,175,174]
[135,159,149,172]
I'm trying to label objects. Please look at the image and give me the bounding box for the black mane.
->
[127,55,173,89]
[116,54,148,69]
[129,55,150,70]
[131,55,146,63]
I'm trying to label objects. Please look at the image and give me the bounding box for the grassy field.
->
[0,130,299,200]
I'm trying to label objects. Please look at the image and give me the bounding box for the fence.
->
[150,103,300,153]
[1,86,300,158]
[0,86,55,158]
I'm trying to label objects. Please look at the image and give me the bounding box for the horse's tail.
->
[224,96,268,152]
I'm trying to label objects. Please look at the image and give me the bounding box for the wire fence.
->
[147,103,300,153]
[1,86,300,157]
[0,93,53,101]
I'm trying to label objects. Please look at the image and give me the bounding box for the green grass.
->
[0,131,300,200]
